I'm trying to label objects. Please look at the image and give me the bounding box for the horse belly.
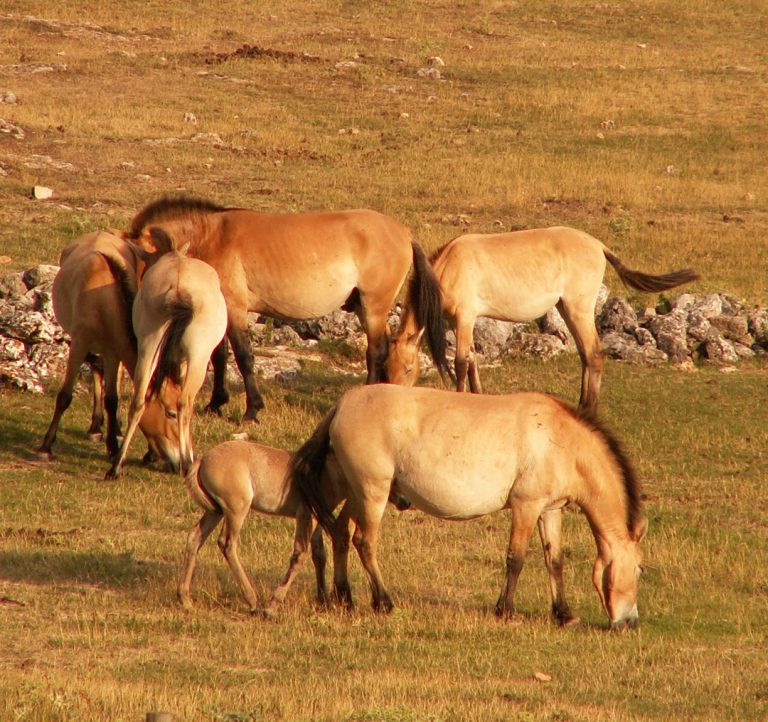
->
[396,455,513,521]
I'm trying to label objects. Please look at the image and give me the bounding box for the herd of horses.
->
[36,196,699,630]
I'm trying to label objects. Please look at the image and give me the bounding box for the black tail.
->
[98,252,138,353]
[290,407,338,533]
[408,242,453,383]
[604,250,700,293]
[149,292,194,396]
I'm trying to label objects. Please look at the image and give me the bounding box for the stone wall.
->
[1,265,766,394]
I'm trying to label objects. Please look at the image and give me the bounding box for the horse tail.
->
[98,252,138,352]
[409,242,454,383]
[149,291,194,396]
[569,404,643,536]
[604,250,700,293]
[290,406,338,533]
[184,458,222,513]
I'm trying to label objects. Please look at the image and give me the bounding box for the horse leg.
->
[205,337,230,416]
[495,503,539,619]
[37,338,88,460]
[101,355,122,459]
[310,523,329,605]
[226,311,265,422]
[86,355,105,440]
[556,300,603,413]
[349,493,393,613]
[453,315,476,393]
[354,295,391,383]
[537,509,579,626]
[178,509,222,609]
[217,509,259,612]
[264,507,314,617]
[330,503,355,608]
[105,329,164,479]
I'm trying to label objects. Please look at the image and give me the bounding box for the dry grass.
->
[1,1,768,720]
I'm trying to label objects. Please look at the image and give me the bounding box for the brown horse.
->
[387,226,699,411]
[105,239,227,479]
[292,384,647,629]
[179,439,411,616]
[125,197,449,421]
[37,230,182,467]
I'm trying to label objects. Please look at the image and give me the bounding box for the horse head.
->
[138,380,183,473]
[592,517,647,630]
[386,328,424,386]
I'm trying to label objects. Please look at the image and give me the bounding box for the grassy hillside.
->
[1,2,767,721]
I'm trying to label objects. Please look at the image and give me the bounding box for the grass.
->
[1,1,767,720]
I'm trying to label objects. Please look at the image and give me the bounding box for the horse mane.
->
[149,291,195,396]
[128,196,229,239]
[98,252,138,352]
[562,402,643,534]
[428,240,451,265]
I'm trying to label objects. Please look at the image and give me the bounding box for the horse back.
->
[52,231,137,360]
[433,227,607,321]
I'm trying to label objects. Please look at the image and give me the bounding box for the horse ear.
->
[631,517,648,543]
[124,240,153,264]
[178,241,191,256]
[149,226,175,254]
[408,328,425,347]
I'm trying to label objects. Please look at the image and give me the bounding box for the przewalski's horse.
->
[125,197,450,421]
[179,440,344,616]
[386,226,699,411]
[105,238,227,479]
[179,439,410,616]
[292,384,647,630]
[37,230,182,467]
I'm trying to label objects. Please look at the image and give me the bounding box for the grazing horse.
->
[292,384,647,630]
[37,230,181,467]
[105,239,227,479]
[387,226,699,411]
[179,439,410,616]
[125,197,449,421]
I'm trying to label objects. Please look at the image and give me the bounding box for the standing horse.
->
[125,197,450,421]
[387,226,699,411]
[105,239,227,479]
[179,439,410,616]
[292,384,647,629]
[37,230,182,467]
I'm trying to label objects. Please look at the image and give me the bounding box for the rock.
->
[472,319,525,360]
[646,309,689,362]
[33,186,54,200]
[538,308,573,345]
[23,264,59,289]
[598,297,638,334]
[416,67,442,79]
[702,330,739,364]
[746,307,768,348]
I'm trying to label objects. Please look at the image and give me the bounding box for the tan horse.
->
[125,197,450,421]
[37,230,182,467]
[292,384,647,630]
[179,439,410,616]
[105,237,227,479]
[387,226,699,411]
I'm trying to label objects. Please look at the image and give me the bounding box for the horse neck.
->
[576,467,633,558]
[156,215,214,252]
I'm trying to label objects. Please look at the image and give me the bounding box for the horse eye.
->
[165,409,178,419]
[405,366,413,375]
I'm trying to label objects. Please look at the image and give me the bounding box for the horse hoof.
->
[88,431,104,442]
[557,615,580,628]
[33,450,53,463]
[204,403,223,417]
[104,467,119,481]
[261,606,277,620]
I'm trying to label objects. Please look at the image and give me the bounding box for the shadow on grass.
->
[0,548,170,589]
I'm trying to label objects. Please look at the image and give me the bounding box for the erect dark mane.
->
[428,240,451,265]
[128,196,229,239]
[561,402,643,533]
